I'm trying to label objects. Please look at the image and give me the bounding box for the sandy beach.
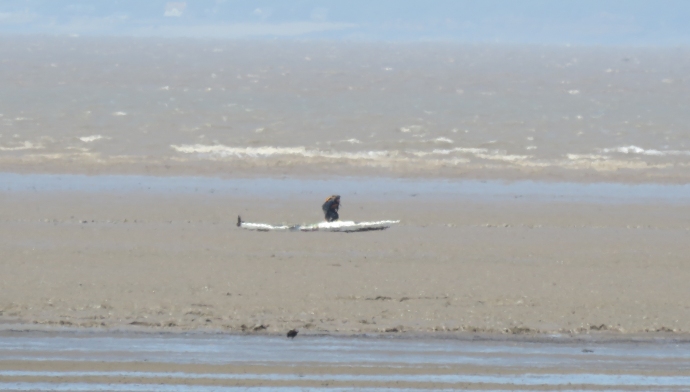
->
[1,175,689,336]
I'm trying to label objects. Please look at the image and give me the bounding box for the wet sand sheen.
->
[1,332,690,390]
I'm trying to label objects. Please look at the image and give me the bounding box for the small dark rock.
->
[287,329,298,339]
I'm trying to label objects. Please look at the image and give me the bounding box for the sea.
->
[0,36,689,180]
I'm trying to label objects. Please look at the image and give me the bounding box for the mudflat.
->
[1,178,688,336]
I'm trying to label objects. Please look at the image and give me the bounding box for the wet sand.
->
[1,174,689,336]
[1,331,690,390]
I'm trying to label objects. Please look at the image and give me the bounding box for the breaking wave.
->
[0,141,42,151]
[7,141,678,174]
[79,135,106,143]
[169,143,690,172]
[170,144,393,161]
[170,143,531,164]
[600,145,690,156]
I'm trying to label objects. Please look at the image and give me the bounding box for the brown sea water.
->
[1,36,689,180]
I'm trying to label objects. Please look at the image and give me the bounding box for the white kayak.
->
[237,216,398,232]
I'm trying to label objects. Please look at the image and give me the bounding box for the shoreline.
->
[2,325,690,344]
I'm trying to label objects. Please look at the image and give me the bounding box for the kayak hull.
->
[238,219,399,232]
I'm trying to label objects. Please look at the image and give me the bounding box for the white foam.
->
[600,145,690,156]
[173,144,531,168]
[475,153,531,162]
[167,143,690,173]
[399,125,423,133]
[562,157,668,171]
[433,137,453,144]
[416,147,531,163]
[445,147,488,155]
[567,154,609,160]
[413,147,488,156]
[0,141,42,151]
[112,112,127,116]
[341,138,361,144]
[79,135,104,143]
[170,144,393,161]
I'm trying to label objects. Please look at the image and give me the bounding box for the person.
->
[322,195,340,222]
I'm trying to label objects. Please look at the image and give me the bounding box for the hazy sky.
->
[1,0,689,45]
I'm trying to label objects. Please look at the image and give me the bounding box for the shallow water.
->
[2,333,690,367]
[3,172,690,203]
[1,332,689,390]
[0,385,666,392]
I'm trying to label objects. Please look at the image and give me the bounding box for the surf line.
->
[236,216,399,232]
